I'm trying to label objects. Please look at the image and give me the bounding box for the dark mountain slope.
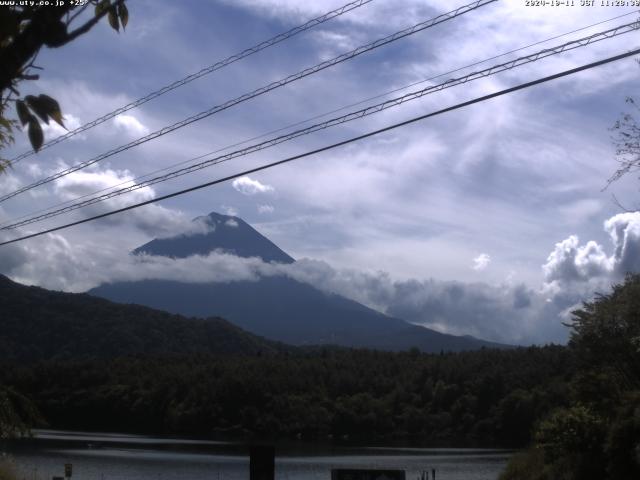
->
[133,212,294,263]
[91,210,510,353]
[91,276,507,352]
[0,274,280,362]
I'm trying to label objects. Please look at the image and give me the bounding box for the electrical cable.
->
[3,19,638,231]
[0,0,497,204]
[5,0,376,165]
[2,46,637,247]
[4,9,636,229]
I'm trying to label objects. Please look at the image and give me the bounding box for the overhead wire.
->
[0,0,498,204]
[5,0,376,165]
[3,9,636,229]
[2,46,639,247]
[2,19,639,231]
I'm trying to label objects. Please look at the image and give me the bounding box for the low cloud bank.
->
[281,259,564,344]
[1,212,639,345]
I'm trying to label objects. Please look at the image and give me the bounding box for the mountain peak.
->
[200,211,238,224]
[133,211,294,264]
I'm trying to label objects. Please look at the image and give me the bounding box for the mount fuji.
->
[90,211,508,352]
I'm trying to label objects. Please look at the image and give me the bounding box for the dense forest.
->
[1,275,639,479]
[1,346,571,446]
[500,274,640,480]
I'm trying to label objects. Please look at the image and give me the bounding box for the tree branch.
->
[66,3,91,26]
[64,0,124,44]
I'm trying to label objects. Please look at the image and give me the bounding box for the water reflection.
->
[5,430,512,480]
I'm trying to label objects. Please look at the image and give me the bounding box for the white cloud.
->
[0,239,264,293]
[542,235,610,284]
[50,165,196,238]
[218,0,347,22]
[312,30,362,60]
[225,218,239,227]
[0,174,22,196]
[0,236,567,344]
[113,114,149,136]
[40,114,83,140]
[4,211,640,345]
[53,165,144,202]
[232,176,274,195]
[605,212,640,276]
[272,258,565,344]
[219,0,436,28]
[472,253,491,271]
[221,205,238,216]
[25,162,43,179]
[258,204,274,214]
[542,212,640,286]
[313,30,358,51]
[155,215,216,239]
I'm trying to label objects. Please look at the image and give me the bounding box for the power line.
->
[4,10,635,230]
[2,46,638,247]
[0,0,497,204]
[6,0,375,165]
[3,19,638,231]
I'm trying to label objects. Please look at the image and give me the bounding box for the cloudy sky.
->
[2,0,640,345]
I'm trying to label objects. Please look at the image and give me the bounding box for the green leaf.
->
[0,116,13,130]
[24,95,49,125]
[118,3,129,30]
[108,7,120,32]
[95,0,110,16]
[27,117,44,152]
[0,159,10,175]
[16,100,30,126]
[37,94,65,129]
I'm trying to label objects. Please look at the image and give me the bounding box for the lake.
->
[4,430,512,480]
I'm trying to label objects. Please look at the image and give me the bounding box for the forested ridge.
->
[1,346,571,446]
[0,274,282,361]
[1,275,638,479]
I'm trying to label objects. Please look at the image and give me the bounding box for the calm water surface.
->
[5,430,512,480]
